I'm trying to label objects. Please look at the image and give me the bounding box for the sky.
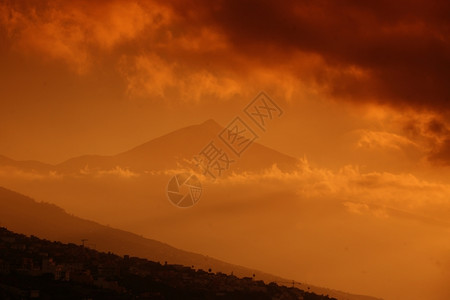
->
[1,0,449,167]
[1,1,450,299]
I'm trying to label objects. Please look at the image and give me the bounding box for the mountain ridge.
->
[1,119,298,174]
[0,186,381,300]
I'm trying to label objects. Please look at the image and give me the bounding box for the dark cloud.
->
[160,0,450,164]
[426,119,450,165]
[403,116,450,165]
[427,118,448,135]
[163,0,450,110]
[430,138,450,165]
[2,0,450,164]
[4,0,449,110]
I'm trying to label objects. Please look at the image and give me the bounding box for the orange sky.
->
[1,1,450,299]
[1,0,450,167]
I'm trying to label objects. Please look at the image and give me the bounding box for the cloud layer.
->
[1,0,449,164]
[3,0,449,107]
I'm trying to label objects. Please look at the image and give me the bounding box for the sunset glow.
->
[1,1,450,299]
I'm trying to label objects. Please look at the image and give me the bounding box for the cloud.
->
[343,201,389,218]
[0,167,62,180]
[4,0,448,109]
[77,165,139,178]
[355,130,419,151]
[2,0,450,165]
[160,0,450,161]
[429,138,450,165]
[119,54,177,99]
[400,114,450,165]
[0,0,170,73]
[2,0,449,106]
[168,0,450,109]
[0,165,138,180]
[119,53,242,102]
[96,166,139,178]
[198,160,450,221]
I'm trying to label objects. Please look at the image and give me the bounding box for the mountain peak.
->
[198,119,222,133]
[200,118,220,127]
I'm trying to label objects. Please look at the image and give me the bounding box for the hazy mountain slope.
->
[0,186,268,278]
[0,119,298,174]
[112,119,298,173]
[0,154,53,172]
[0,186,380,300]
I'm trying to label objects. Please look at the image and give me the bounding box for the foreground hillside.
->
[0,227,336,300]
[0,186,380,300]
[0,186,282,281]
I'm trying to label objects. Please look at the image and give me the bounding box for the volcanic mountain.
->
[0,119,298,175]
[35,119,299,174]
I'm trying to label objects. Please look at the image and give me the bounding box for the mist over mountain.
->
[1,119,298,175]
[1,121,449,300]
[1,0,450,299]
[0,186,378,300]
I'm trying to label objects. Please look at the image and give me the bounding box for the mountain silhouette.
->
[0,154,53,172]
[0,185,278,280]
[0,186,380,300]
[0,119,298,175]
